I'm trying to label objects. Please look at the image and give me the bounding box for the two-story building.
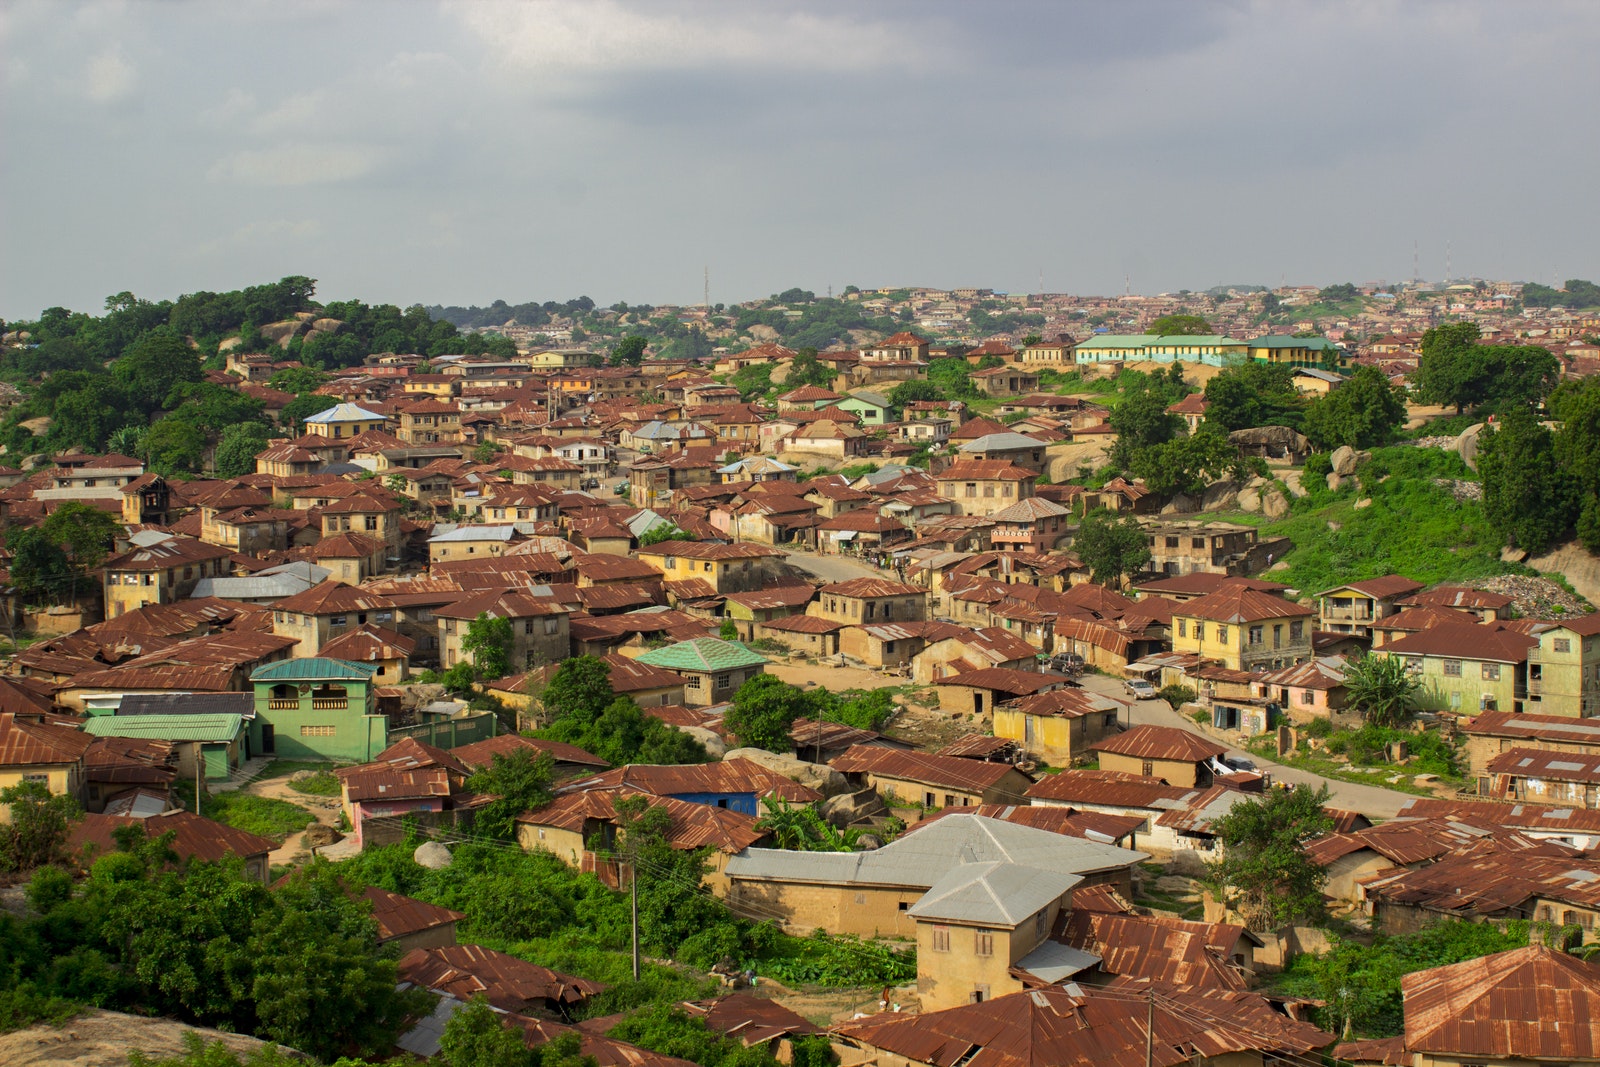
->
[633,637,767,707]
[934,460,1037,518]
[303,403,389,439]
[248,657,386,762]
[1378,622,1537,715]
[271,580,401,658]
[810,577,928,626]
[434,589,572,673]
[102,537,236,618]
[633,540,789,595]
[1169,586,1315,671]
[1525,612,1600,717]
[987,497,1073,553]
[1316,575,1425,642]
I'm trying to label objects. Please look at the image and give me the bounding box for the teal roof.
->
[1249,334,1340,351]
[1074,334,1158,349]
[1144,335,1244,347]
[84,713,245,742]
[635,637,768,673]
[250,658,376,683]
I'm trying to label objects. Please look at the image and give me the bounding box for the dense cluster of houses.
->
[4,324,1600,1064]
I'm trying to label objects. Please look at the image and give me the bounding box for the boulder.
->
[1161,493,1199,515]
[820,788,888,828]
[1500,546,1528,564]
[1353,497,1372,510]
[217,336,244,352]
[1326,472,1343,491]
[260,320,308,343]
[684,727,727,759]
[855,834,885,850]
[20,452,50,471]
[1456,423,1484,471]
[1330,445,1359,476]
[1165,849,1209,876]
[1262,488,1289,518]
[1202,481,1240,511]
[1237,488,1262,513]
[414,842,452,869]
[310,317,346,335]
[724,746,846,795]
[302,823,343,848]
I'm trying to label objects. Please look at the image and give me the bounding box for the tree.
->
[1107,382,1182,469]
[1342,654,1422,729]
[885,379,944,416]
[1130,423,1242,497]
[640,523,694,546]
[1148,314,1212,336]
[1479,407,1575,554]
[785,348,833,390]
[268,366,329,394]
[439,996,539,1067]
[755,797,863,852]
[1208,783,1333,931]
[140,416,209,475]
[112,327,203,413]
[0,782,81,873]
[718,618,738,640]
[41,501,121,571]
[1552,378,1600,552]
[541,656,615,727]
[1201,362,1304,431]
[473,441,501,464]
[462,613,515,681]
[5,526,75,604]
[1412,322,1485,413]
[1302,366,1406,450]
[213,423,273,478]
[1072,511,1151,585]
[466,749,556,840]
[610,336,648,366]
[279,394,338,433]
[723,675,821,752]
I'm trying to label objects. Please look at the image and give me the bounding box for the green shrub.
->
[1301,717,1334,738]
[287,771,340,797]
[1190,709,1210,725]
[180,790,315,843]
[1158,684,1197,709]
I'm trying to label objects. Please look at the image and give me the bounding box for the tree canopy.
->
[1302,366,1406,450]
[1148,314,1213,336]
[1209,783,1332,931]
[1478,406,1574,554]
[1202,362,1304,432]
[1073,511,1151,585]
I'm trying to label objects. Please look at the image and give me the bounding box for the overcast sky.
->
[3,0,1598,319]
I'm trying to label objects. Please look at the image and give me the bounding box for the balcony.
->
[267,699,299,710]
[311,698,349,711]
[1322,606,1374,622]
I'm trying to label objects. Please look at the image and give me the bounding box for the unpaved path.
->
[0,1010,286,1067]
[242,774,346,869]
[763,660,912,693]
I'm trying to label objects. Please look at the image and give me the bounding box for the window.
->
[1103,712,1118,728]
[924,792,936,807]
[1165,536,1179,549]
[1035,910,1049,938]
[23,773,48,785]
[1249,626,1263,646]
[1141,760,1154,776]
[330,615,347,626]
[1177,619,1187,638]
[1195,623,1206,641]
[884,641,896,653]
[1289,621,1304,641]
[1443,660,1463,677]
[1555,638,1572,653]
[931,926,950,952]
[524,620,536,635]
[715,674,730,688]
[544,617,559,635]
[969,985,990,1004]
[1192,537,1205,549]
[974,931,994,956]
[1482,663,1501,681]
[945,794,956,808]
[300,725,337,737]
[1218,625,1230,643]
[1302,690,1317,705]
[984,485,994,497]
[965,483,976,498]
[1273,624,1282,649]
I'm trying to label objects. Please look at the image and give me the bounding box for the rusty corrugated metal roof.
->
[398,944,603,1010]
[831,745,1029,793]
[1088,725,1226,763]
[361,885,464,941]
[1402,945,1600,1061]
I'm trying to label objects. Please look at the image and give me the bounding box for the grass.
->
[1132,862,1205,921]
[1244,734,1461,797]
[256,758,342,781]
[1257,445,1519,594]
[180,785,316,843]
[286,770,341,796]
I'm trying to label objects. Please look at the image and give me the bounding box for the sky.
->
[3,0,1598,320]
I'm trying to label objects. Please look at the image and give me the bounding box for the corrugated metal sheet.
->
[84,713,244,743]
[0,712,93,765]
[1401,945,1600,1061]
[1088,725,1226,762]
[361,885,464,941]
[398,944,603,1011]
[831,745,1026,792]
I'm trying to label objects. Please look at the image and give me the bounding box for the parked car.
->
[1124,678,1157,700]
[1222,756,1257,773]
[581,477,600,490]
[613,482,630,496]
[1049,652,1086,675]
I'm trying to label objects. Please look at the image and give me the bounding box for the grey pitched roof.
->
[958,432,1047,453]
[1013,939,1101,983]
[118,692,256,717]
[725,813,1145,888]
[906,860,1080,925]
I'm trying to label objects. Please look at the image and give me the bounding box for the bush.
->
[1190,709,1210,725]
[1158,684,1197,710]
[286,771,340,796]
[1301,717,1334,739]
[180,790,315,843]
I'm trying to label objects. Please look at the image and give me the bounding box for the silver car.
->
[1124,678,1157,700]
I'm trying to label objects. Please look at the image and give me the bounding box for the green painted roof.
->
[250,657,376,683]
[635,637,769,673]
[1075,334,1158,349]
[1144,335,1244,347]
[1249,334,1340,351]
[84,713,245,742]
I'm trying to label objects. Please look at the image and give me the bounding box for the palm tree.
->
[756,796,863,851]
[1342,653,1422,729]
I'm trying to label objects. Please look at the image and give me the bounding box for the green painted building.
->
[635,637,768,708]
[1245,334,1343,368]
[84,713,248,780]
[828,390,892,426]
[1073,334,1248,367]
[249,657,387,762]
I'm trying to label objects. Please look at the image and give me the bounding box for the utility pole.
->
[704,265,710,310]
[630,861,641,980]
[193,742,203,815]
[1145,985,1154,1067]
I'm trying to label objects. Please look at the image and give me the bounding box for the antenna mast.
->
[1413,240,1419,283]
[703,265,709,309]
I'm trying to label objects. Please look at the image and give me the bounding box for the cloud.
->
[83,46,136,102]
[449,0,929,76]
[206,144,385,187]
